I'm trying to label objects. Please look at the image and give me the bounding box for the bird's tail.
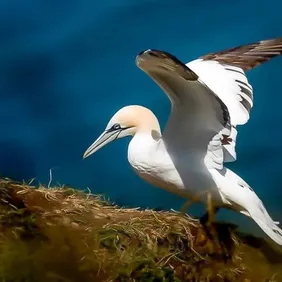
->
[244,195,282,246]
[220,168,282,245]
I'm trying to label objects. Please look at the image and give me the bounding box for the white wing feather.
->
[187,59,254,162]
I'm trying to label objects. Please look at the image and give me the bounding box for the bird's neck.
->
[128,109,163,167]
[128,130,163,164]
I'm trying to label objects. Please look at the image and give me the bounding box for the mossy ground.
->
[0,179,281,281]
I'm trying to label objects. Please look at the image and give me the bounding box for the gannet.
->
[83,38,282,245]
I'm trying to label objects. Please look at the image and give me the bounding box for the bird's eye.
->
[112,123,121,130]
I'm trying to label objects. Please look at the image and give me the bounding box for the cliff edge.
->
[0,179,281,281]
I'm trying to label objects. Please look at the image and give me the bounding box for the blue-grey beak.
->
[83,129,120,159]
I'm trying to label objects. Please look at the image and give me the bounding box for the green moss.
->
[0,179,280,281]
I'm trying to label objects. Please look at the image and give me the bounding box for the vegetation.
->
[0,178,281,281]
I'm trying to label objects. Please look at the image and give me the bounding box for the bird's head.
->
[83,105,160,159]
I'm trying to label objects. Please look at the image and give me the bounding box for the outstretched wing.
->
[136,49,231,171]
[187,38,282,162]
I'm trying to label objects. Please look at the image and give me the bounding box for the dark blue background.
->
[0,0,281,234]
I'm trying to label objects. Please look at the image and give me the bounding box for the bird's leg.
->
[200,194,231,259]
[199,201,220,244]
[180,192,207,215]
[207,192,217,225]
[180,199,194,214]
[182,192,231,259]
[199,207,220,225]
[199,193,226,255]
[180,191,219,223]
[200,193,220,225]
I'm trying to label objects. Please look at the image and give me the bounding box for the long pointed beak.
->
[83,130,120,159]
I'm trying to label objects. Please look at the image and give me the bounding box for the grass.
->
[0,178,281,281]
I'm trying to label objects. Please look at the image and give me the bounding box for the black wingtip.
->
[200,37,282,71]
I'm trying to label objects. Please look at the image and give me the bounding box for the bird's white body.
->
[128,130,221,203]
[83,38,282,245]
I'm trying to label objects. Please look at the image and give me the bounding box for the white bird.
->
[83,38,282,245]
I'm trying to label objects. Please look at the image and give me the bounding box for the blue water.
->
[0,0,282,233]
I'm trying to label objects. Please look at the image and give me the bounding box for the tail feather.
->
[249,213,282,245]
[219,168,282,245]
[246,201,282,245]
